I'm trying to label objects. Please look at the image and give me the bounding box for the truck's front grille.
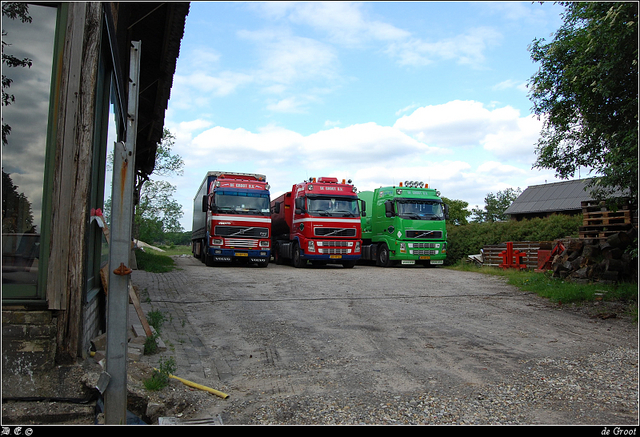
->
[215,226,269,238]
[317,241,352,247]
[225,238,258,248]
[411,249,439,255]
[318,248,350,254]
[411,242,439,248]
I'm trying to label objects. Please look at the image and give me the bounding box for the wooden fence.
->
[480,241,551,270]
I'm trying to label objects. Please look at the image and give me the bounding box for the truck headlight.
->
[308,241,315,252]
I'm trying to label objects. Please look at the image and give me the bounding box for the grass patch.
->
[447,261,638,306]
[154,245,192,256]
[135,249,175,273]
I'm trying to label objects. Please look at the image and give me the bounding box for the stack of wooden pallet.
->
[579,200,636,241]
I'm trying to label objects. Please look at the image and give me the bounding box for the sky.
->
[161,1,576,231]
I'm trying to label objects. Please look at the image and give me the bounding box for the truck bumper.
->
[302,253,361,261]
[391,248,446,265]
[208,248,271,263]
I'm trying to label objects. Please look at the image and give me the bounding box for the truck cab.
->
[271,177,364,268]
[192,172,271,267]
[359,182,448,267]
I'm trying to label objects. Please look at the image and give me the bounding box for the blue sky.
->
[162,1,572,231]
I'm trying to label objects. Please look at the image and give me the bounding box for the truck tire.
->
[292,243,306,268]
[377,243,392,267]
[199,241,206,263]
[273,244,284,265]
[204,246,216,267]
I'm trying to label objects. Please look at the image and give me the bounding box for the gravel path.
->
[219,346,638,425]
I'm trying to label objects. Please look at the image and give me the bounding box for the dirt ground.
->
[127,256,637,425]
[3,256,636,425]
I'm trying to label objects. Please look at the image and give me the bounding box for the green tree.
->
[134,129,185,242]
[528,2,638,205]
[135,180,184,242]
[441,197,471,226]
[471,188,521,223]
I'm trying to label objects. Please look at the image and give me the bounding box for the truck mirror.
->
[360,199,366,216]
[295,197,305,213]
[384,200,394,217]
[272,202,280,214]
[202,195,208,212]
[444,203,449,220]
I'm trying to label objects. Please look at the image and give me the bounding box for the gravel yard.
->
[130,256,638,426]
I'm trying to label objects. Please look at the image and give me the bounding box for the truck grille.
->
[225,238,258,248]
[411,242,439,249]
[411,249,439,255]
[215,226,269,238]
[406,230,442,239]
[317,241,352,247]
[318,248,350,254]
[314,228,356,237]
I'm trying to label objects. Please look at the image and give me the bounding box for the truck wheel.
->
[204,248,216,267]
[292,244,305,268]
[199,241,206,263]
[274,244,284,265]
[377,243,392,267]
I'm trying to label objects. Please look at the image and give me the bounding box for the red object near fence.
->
[499,242,527,270]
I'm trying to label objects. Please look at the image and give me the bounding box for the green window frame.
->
[2,3,66,304]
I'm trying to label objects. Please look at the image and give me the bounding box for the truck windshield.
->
[214,192,270,215]
[307,197,360,217]
[396,200,444,220]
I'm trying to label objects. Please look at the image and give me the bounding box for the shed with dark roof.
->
[504,179,596,220]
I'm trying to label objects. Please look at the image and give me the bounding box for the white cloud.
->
[385,27,502,68]
[481,114,543,162]
[393,100,530,154]
[257,2,410,47]
[493,79,529,93]
[477,161,528,177]
[266,96,308,113]
[238,29,339,86]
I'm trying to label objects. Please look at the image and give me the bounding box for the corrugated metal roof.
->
[504,179,594,215]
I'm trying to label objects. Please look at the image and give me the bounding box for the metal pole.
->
[104,40,141,425]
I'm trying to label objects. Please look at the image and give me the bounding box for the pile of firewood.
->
[551,228,637,283]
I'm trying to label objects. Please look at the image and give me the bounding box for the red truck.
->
[192,171,271,267]
[270,177,364,268]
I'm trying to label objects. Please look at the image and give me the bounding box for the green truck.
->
[359,181,448,267]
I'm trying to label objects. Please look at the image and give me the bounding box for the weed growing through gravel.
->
[143,356,177,391]
[144,310,168,355]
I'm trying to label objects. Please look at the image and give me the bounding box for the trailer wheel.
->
[292,243,305,268]
[377,243,392,267]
